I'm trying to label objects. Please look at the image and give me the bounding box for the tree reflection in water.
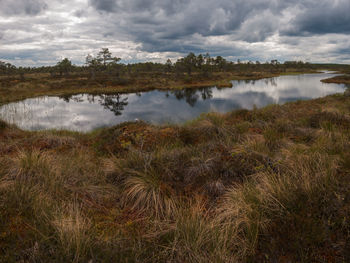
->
[60,94,84,103]
[98,94,128,116]
[59,93,129,116]
[170,87,213,107]
[200,87,213,100]
[58,87,215,116]
[237,78,277,87]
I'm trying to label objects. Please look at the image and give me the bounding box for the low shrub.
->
[263,127,284,151]
[309,110,350,129]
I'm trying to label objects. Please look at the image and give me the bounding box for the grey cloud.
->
[0,0,47,16]
[1,0,350,66]
[282,0,350,36]
[88,0,118,12]
[91,0,276,34]
[87,0,288,53]
[74,9,86,18]
[89,0,188,14]
[235,10,278,42]
[87,0,350,55]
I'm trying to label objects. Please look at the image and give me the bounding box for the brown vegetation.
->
[322,74,350,85]
[1,89,350,261]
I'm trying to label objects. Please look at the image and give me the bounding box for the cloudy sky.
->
[0,0,350,66]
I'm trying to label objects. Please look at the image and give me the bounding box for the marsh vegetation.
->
[1,91,350,261]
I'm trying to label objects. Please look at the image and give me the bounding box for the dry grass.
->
[51,203,92,262]
[123,168,177,218]
[1,90,350,261]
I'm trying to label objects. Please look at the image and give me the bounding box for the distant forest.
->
[0,48,348,83]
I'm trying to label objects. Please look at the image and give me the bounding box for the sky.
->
[0,0,350,66]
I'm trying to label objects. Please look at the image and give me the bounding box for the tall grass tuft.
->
[51,203,92,262]
[165,198,236,263]
[9,150,51,179]
[123,167,177,218]
[263,126,284,151]
[217,148,341,261]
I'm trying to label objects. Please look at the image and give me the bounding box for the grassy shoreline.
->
[321,74,350,85]
[0,70,320,106]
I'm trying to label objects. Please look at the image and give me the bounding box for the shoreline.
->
[321,74,350,85]
[0,70,321,107]
[1,71,346,134]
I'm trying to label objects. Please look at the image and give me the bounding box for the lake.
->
[0,72,346,132]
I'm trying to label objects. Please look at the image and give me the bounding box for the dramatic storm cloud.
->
[0,0,349,66]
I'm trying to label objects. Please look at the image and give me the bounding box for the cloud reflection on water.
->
[0,73,345,132]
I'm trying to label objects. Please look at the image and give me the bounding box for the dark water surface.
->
[0,72,346,132]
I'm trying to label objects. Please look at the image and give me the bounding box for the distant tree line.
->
[0,48,347,81]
